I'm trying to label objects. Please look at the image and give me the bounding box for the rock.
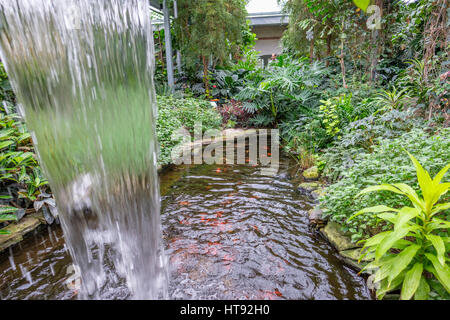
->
[303,166,319,180]
[339,248,372,272]
[0,216,42,253]
[339,248,371,262]
[308,207,327,227]
[311,187,326,200]
[320,221,361,251]
[42,206,55,225]
[298,182,319,192]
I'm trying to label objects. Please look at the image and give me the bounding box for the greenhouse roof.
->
[248,11,288,26]
[149,0,161,9]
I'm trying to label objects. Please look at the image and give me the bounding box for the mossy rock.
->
[298,182,320,192]
[308,207,327,227]
[339,248,372,272]
[0,216,42,253]
[311,187,326,200]
[320,221,361,251]
[303,166,319,180]
[339,248,372,262]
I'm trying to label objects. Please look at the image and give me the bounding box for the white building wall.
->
[252,25,286,56]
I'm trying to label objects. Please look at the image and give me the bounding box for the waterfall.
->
[0,0,168,299]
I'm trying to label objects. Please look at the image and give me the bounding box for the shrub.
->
[216,99,252,127]
[320,128,450,242]
[0,62,15,104]
[0,103,50,230]
[156,96,222,165]
[350,153,449,300]
[321,109,424,182]
[236,55,328,125]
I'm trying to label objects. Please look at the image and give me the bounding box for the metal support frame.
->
[162,0,174,91]
[173,0,182,74]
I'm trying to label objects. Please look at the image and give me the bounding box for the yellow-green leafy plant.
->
[349,152,450,300]
[0,206,19,235]
[319,98,340,138]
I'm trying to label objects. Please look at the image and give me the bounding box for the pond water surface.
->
[0,153,371,300]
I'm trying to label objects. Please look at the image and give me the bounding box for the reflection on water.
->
[0,155,371,300]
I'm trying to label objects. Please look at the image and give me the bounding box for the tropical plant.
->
[320,128,450,241]
[1,104,50,206]
[0,205,19,235]
[0,61,15,104]
[349,152,450,300]
[318,93,354,138]
[210,68,246,102]
[371,87,409,112]
[156,95,222,165]
[236,55,328,125]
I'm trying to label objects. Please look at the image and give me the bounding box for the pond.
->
[0,151,371,300]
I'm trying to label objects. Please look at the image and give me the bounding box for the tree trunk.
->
[157,33,165,71]
[423,0,447,83]
[369,30,379,83]
[326,34,332,67]
[202,55,210,97]
[340,43,347,89]
[340,21,347,89]
[309,37,315,62]
[369,0,384,83]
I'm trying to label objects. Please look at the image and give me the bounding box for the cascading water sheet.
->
[0,0,167,299]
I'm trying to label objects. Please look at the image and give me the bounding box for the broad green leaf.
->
[18,132,31,143]
[425,253,450,293]
[425,234,446,266]
[0,128,15,140]
[431,202,450,216]
[373,260,394,283]
[432,162,450,185]
[0,206,19,214]
[0,140,14,150]
[0,229,11,235]
[352,0,370,12]
[407,152,433,210]
[362,231,391,249]
[348,205,398,222]
[401,263,423,300]
[376,273,405,300]
[376,225,415,261]
[391,239,415,250]
[394,207,420,230]
[430,183,450,208]
[388,244,420,284]
[429,217,450,231]
[377,212,397,224]
[0,214,18,221]
[259,81,269,90]
[363,254,395,276]
[391,183,424,211]
[414,277,430,300]
[357,184,406,197]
